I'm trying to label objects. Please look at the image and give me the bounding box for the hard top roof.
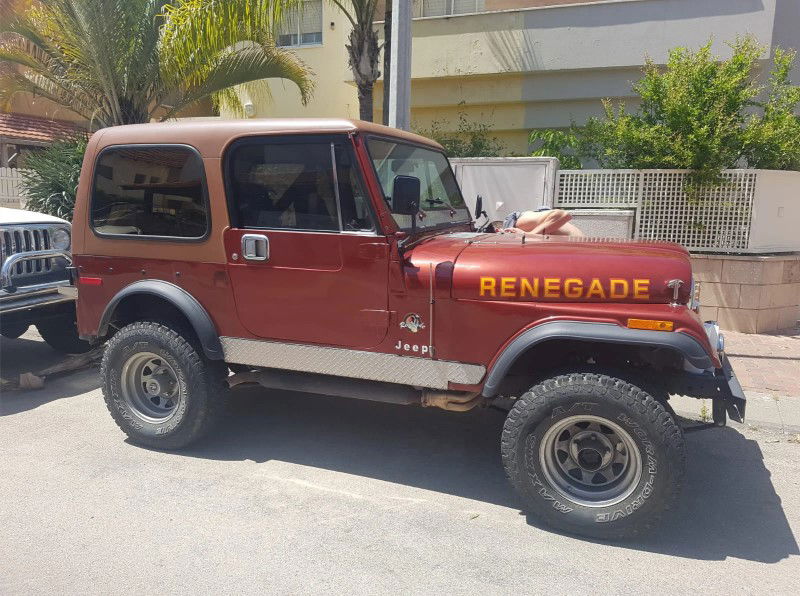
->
[90,118,443,157]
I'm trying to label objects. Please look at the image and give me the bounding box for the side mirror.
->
[392,175,420,215]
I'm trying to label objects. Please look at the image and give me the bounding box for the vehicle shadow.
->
[0,366,101,415]
[1,335,66,376]
[181,385,798,563]
[532,426,800,563]
[1,331,102,415]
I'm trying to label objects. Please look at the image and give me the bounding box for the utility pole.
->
[388,0,411,130]
[382,3,391,125]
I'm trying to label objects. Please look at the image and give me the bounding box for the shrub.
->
[417,106,505,157]
[20,136,87,220]
[529,129,583,169]
[530,37,800,179]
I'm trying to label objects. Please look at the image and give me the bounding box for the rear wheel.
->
[101,321,227,449]
[501,371,685,540]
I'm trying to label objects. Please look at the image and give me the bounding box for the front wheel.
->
[501,372,685,540]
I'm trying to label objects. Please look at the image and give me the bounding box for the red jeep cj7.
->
[68,119,744,539]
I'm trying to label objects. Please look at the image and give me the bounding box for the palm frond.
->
[160,0,313,105]
[162,42,313,118]
[1,0,314,126]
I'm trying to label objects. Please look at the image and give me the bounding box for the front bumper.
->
[705,321,746,422]
[719,353,746,422]
[0,284,75,313]
[0,250,75,314]
[674,322,746,424]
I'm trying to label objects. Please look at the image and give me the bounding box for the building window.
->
[420,0,485,17]
[91,145,209,239]
[1,142,44,168]
[278,0,323,47]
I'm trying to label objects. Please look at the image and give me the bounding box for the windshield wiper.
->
[425,197,457,217]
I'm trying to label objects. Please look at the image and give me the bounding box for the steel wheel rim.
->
[539,415,642,507]
[120,352,182,423]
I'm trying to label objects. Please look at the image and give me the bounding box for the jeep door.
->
[223,135,389,348]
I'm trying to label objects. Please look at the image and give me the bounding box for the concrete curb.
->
[671,392,800,435]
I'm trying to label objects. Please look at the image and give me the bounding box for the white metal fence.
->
[555,169,762,252]
[0,167,26,209]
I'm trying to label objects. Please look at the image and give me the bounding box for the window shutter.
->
[300,0,322,35]
[453,0,482,14]
[422,0,449,18]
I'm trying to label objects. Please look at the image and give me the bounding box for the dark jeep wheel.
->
[36,310,91,354]
[501,371,685,540]
[101,321,227,449]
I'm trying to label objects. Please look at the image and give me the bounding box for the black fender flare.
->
[481,321,714,397]
[98,280,224,360]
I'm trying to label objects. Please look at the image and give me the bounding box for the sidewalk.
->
[724,328,800,397]
[672,327,800,434]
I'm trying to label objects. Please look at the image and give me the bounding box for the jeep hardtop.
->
[69,118,744,539]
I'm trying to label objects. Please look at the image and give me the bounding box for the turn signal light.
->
[627,318,674,331]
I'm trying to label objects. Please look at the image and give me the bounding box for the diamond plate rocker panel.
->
[220,337,486,390]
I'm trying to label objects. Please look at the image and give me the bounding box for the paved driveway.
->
[1,333,798,594]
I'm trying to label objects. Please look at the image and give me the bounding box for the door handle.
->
[241,234,269,261]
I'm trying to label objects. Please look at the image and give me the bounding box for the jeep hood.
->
[0,207,69,226]
[409,232,692,304]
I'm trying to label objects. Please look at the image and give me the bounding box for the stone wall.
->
[692,254,800,333]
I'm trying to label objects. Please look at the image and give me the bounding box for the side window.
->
[229,142,339,231]
[91,146,208,239]
[228,139,374,232]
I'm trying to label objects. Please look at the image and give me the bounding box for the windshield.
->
[366,138,470,231]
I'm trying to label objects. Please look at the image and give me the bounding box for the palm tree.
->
[330,0,381,121]
[0,0,314,128]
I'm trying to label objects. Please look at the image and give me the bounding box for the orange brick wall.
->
[692,255,800,334]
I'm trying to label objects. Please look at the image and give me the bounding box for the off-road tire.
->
[36,311,91,354]
[101,321,227,449]
[501,371,685,540]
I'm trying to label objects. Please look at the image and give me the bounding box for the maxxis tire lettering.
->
[594,413,660,523]
[524,434,574,514]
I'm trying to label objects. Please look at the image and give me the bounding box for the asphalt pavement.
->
[1,331,799,594]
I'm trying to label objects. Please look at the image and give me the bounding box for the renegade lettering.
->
[478,276,650,300]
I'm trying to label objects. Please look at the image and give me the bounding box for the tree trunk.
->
[345,14,381,122]
[358,83,374,122]
[382,5,392,125]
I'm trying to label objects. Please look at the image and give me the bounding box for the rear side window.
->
[91,145,209,239]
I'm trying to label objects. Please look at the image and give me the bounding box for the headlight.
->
[51,227,71,250]
[703,321,724,354]
[689,276,701,311]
